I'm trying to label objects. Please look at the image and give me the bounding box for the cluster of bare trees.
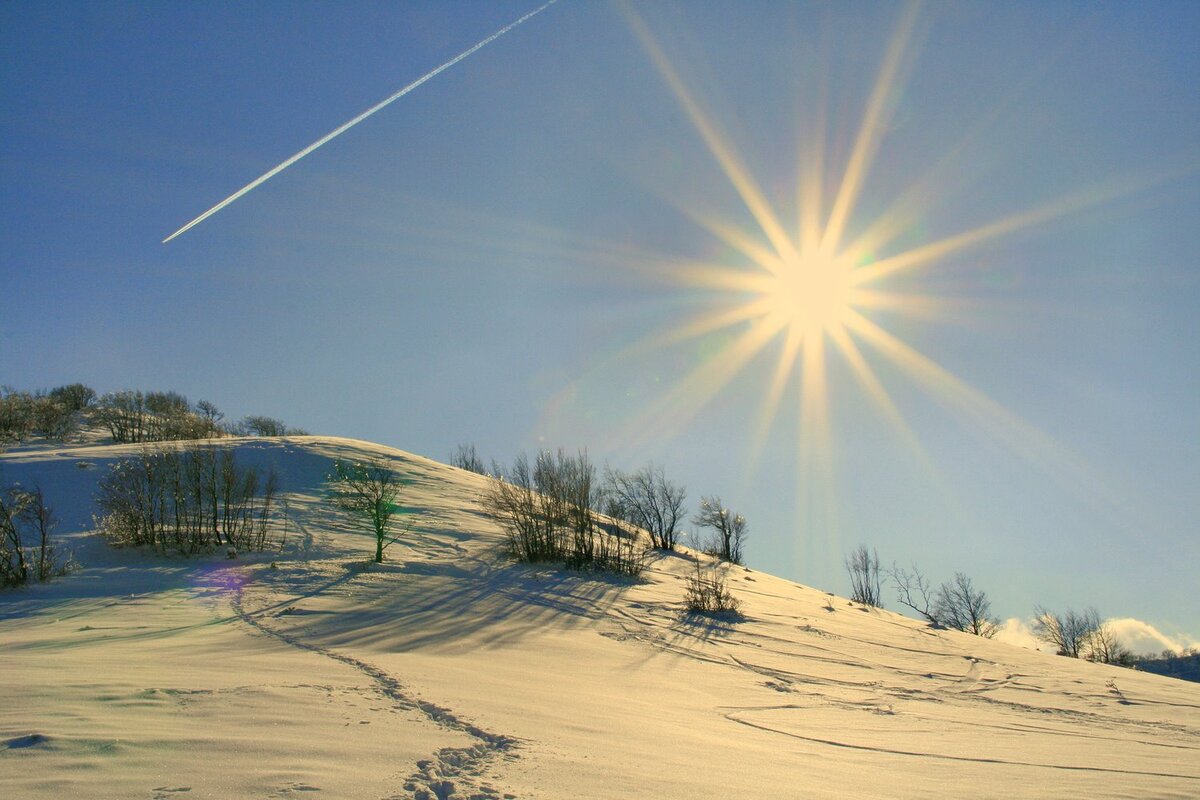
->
[484,450,648,576]
[0,384,93,444]
[478,445,752,611]
[92,390,221,443]
[888,563,999,638]
[93,392,306,443]
[1,479,69,587]
[95,444,280,555]
[1136,648,1200,682]
[844,545,999,638]
[1033,606,1134,666]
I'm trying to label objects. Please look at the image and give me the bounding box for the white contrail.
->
[164,0,559,243]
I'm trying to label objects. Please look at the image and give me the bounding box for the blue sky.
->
[3,1,1198,646]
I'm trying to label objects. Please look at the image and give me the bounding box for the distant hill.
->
[1135,651,1200,684]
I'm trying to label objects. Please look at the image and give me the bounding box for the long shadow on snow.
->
[247,551,633,656]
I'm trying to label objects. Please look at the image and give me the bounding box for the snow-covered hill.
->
[3,436,1198,798]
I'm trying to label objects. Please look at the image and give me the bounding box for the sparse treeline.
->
[95,444,280,555]
[0,382,305,446]
[844,545,1001,638]
[846,542,1143,666]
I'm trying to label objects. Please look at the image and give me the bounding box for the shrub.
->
[485,449,647,576]
[683,559,742,615]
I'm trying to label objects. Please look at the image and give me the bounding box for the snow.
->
[3,436,1199,798]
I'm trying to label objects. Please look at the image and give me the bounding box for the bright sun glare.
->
[571,2,1160,555]
[762,253,856,340]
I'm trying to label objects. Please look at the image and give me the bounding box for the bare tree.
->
[888,563,940,623]
[887,562,939,624]
[196,400,224,425]
[1086,620,1135,666]
[845,545,883,607]
[933,572,998,638]
[451,443,487,475]
[145,391,191,417]
[693,495,748,565]
[604,464,686,550]
[0,483,29,586]
[327,458,404,563]
[1034,606,1101,658]
[1,480,67,587]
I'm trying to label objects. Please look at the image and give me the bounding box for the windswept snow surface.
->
[2,436,1198,798]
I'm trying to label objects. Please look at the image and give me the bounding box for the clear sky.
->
[3,1,1198,648]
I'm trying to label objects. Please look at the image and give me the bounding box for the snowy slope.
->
[2,436,1198,799]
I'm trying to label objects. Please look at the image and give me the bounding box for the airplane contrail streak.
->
[163,0,559,243]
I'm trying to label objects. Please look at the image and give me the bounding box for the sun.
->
[548,1,1165,563]
[761,252,856,340]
